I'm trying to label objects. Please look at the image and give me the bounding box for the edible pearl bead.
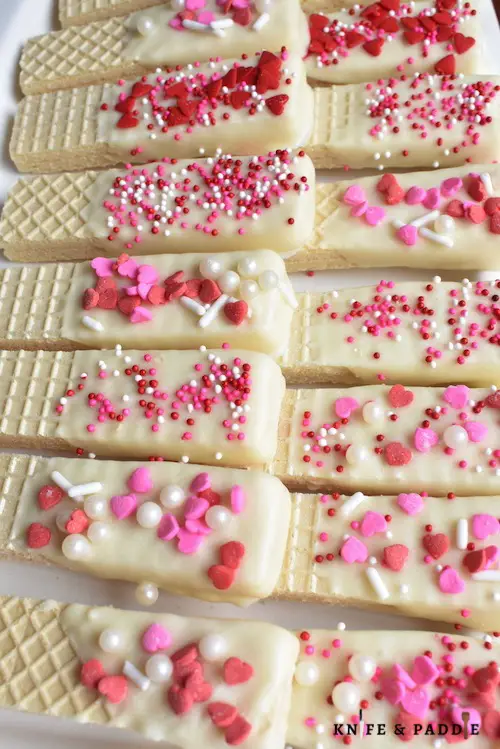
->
[87,522,110,543]
[238,257,258,278]
[56,510,72,533]
[135,582,159,607]
[61,534,91,560]
[332,682,361,713]
[199,633,228,661]
[362,400,384,424]
[434,214,455,235]
[136,501,162,528]
[258,270,279,291]
[443,425,469,449]
[171,0,185,9]
[348,654,377,682]
[99,628,125,653]
[218,271,240,293]
[199,257,222,280]
[136,15,155,35]
[205,505,232,530]
[83,495,108,520]
[239,280,259,301]
[295,661,320,687]
[345,444,369,465]
[145,654,173,682]
[160,485,185,509]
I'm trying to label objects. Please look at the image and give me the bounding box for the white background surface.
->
[0,2,500,747]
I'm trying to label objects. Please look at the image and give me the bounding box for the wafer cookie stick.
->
[0,348,284,466]
[305,1,481,85]
[289,628,500,749]
[270,383,500,495]
[0,594,298,748]
[0,152,315,261]
[10,51,313,174]
[0,454,291,606]
[22,0,308,96]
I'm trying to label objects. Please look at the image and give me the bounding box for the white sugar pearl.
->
[295,661,320,687]
[200,257,222,280]
[84,495,108,520]
[258,270,279,291]
[443,425,468,449]
[434,214,455,235]
[171,0,185,9]
[205,505,232,530]
[238,257,258,278]
[348,654,377,682]
[137,501,162,528]
[199,633,228,661]
[87,522,110,543]
[145,654,173,683]
[160,485,185,508]
[362,400,384,424]
[332,682,361,712]
[56,510,72,533]
[99,628,125,653]
[61,534,91,560]
[135,582,159,607]
[345,444,369,465]
[136,15,155,35]
[239,280,259,301]
[218,271,240,293]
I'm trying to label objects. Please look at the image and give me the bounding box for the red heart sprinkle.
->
[165,82,189,100]
[363,39,384,56]
[230,91,250,110]
[38,484,64,511]
[168,684,194,715]
[385,183,405,205]
[384,442,412,466]
[131,82,153,98]
[208,565,236,590]
[490,214,500,234]
[453,32,475,54]
[468,689,496,710]
[173,659,203,686]
[376,173,398,193]
[404,30,426,45]
[466,204,486,224]
[81,659,106,689]
[420,15,436,31]
[97,675,128,704]
[115,96,136,114]
[223,657,254,686]
[116,114,139,129]
[222,68,238,89]
[171,643,199,665]
[185,673,213,703]
[232,6,252,25]
[225,715,253,746]
[483,710,500,738]
[486,392,500,409]
[401,16,419,29]
[309,13,329,30]
[224,300,248,326]
[205,79,223,99]
[198,487,221,506]
[199,279,222,304]
[383,544,409,571]
[95,277,116,292]
[165,270,185,284]
[26,522,51,549]
[378,17,399,32]
[220,541,245,569]
[436,26,453,41]
[484,197,500,216]
[379,0,400,10]
[65,509,89,535]
[147,285,166,306]
[164,281,187,301]
[97,287,118,310]
[388,384,414,408]
[466,175,487,201]
[345,30,365,48]
[422,532,450,559]
[433,10,453,24]
[472,663,499,693]
[445,199,465,218]
[117,295,141,316]
[463,548,487,574]
[184,278,203,299]
[82,288,99,310]
[434,54,456,75]
[207,702,238,728]
[265,95,289,116]
[178,99,197,118]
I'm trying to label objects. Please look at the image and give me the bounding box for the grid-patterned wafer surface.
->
[274,493,321,601]
[0,595,113,722]
[307,86,357,169]
[60,0,159,26]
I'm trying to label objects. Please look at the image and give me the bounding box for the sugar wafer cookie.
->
[22,0,308,95]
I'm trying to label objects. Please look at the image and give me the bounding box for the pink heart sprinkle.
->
[411,655,439,686]
[137,265,159,285]
[397,493,424,516]
[157,513,179,541]
[230,485,245,514]
[197,10,215,23]
[393,664,416,690]
[441,177,463,198]
[137,283,153,300]
[380,677,406,705]
[142,623,172,654]
[110,493,137,520]
[91,257,114,278]
[340,536,368,564]
[405,186,427,205]
[190,472,211,493]
[335,396,359,419]
[451,706,481,733]
[364,206,386,226]
[401,687,430,720]
[343,185,367,206]
[128,467,153,494]
[184,496,209,520]
[169,17,183,28]
[423,187,440,210]
[443,384,470,410]
[485,545,500,568]
[117,257,138,278]
[414,427,439,453]
[439,567,465,595]
[359,510,387,537]
[397,224,418,246]
[130,306,153,324]
[351,201,368,217]
[185,518,212,535]
[464,421,488,443]
[232,0,250,7]
[125,285,139,295]
[186,0,206,10]
[472,513,500,540]
[177,528,204,555]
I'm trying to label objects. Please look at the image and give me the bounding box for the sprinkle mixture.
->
[164,0,269,34]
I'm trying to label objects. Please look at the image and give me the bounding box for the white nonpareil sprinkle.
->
[123,661,150,691]
[366,567,390,600]
[68,482,103,499]
[82,315,104,332]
